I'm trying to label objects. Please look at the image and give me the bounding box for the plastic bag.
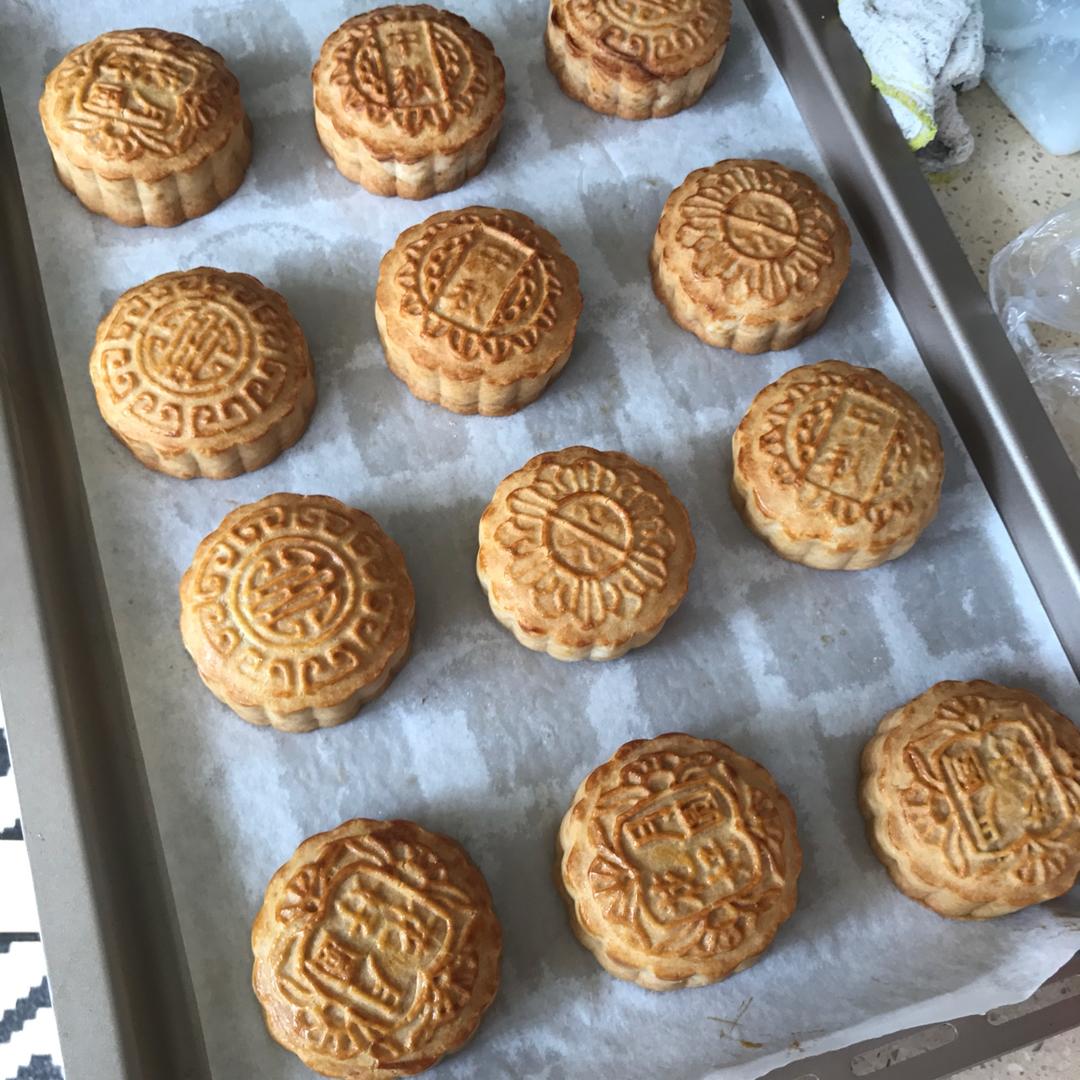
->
[989,201,1080,471]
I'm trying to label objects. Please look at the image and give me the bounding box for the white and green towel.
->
[838,0,984,169]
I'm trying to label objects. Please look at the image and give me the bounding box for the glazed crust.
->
[89,268,316,479]
[731,360,944,570]
[651,159,850,352]
[477,447,695,661]
[40,28,251,226]
[545,0,730,119]
[557,733,801,989]
[375,206,583,415]
[179,494,416,731]
[312,5,505,198]
[252,818,502,1077]
[860,680,1080,919]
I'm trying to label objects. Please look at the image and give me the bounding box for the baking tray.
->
[0,2,1078,1079]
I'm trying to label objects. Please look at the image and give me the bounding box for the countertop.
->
[930,84,1078,290]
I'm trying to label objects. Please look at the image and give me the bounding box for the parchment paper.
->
[2,2,1078,1077]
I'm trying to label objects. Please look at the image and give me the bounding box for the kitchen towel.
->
[839,0,985,170]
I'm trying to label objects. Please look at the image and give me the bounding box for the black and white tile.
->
[0,727,64,1080]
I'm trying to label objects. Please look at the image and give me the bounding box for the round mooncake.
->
[477,446,695,660]
[312,5,505,199]
[545,0,731,119]
[376,206,582,415]
[253,818,501,1076]
[651,159,850,352]
[40,28,251,226]
[731,360,944,570]
[90,268,315,479]
[860,680,1080,918]
[557,732,801,989]
[180,494,415,731]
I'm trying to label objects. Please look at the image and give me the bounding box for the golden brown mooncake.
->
[476,446,695,661]
[312,5,505,199]
[860,680,1080,918]
[557,732,801,990]
[375,206,583,415]
[545,0,731,119]
[89,268,315,479]
[651,159,851,352]
[179,494,415,732]
[731,360,944,570]
[252,818,502,1078]
[39,28,251,227]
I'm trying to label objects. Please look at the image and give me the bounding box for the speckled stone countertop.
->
[929,84,1078,289]
[926,83,1080,1080]
[955,1032,1080,1080]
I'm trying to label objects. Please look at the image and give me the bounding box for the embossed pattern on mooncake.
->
[564,0,730,76]
[674,162,839,305]
[47,29,230,160]
[396,209,565,362]
[327,7,491,137]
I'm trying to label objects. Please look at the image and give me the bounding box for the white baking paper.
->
[2,2,1078,1077]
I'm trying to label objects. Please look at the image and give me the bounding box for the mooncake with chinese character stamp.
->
[731,360,944,570]
[312,6,505,199]
[376,206,583,415]
[252,818,501,1077]
[557,732,801,990]
[89,268,315,479]
[180,494,415,732]
[39,29,251,227]
[860,681,1080,918]
[545,0,731,119]
[651,159,850,352]
[477,447,694,661]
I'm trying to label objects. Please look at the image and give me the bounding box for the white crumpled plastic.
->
[989,201,1080,471]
